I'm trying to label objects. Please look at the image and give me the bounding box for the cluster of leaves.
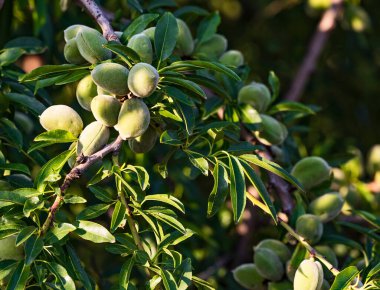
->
[0,1,379,290]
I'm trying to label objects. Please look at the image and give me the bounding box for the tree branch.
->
[77,0,119,41]
[40,137,124,235]
[284,0,344,101]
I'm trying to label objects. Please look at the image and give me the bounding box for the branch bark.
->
[284,0,344,101]
[77,0,119,41]
[41,137,124,235]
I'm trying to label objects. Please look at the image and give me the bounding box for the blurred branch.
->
[0,0,4,10]
[284,0,344,101]
[77,0,119,41]
[40,136,124,235]
[197,255,232,280]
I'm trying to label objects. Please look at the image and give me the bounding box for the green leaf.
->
[23,196,44,217]
[366,262,380,282]
[174,6,209,18]
[155,12,179,65]
[125,165,150,190]
[63,194,87,204]
[0,163,30,175]
[143,194,185,214]
[352,210,380,229]
[240,160,277,222]
[66,244,93,290]
[76,203,111,220]
[15,227,36,247]
[45,223,76,244]
[161,269,178,290]
[5,261,30,290]
[240,154,304,191]
[132,206,160,237]
[207,161,229,217]
[4,93,46,116]
[35,150,74,192]
[160,130,183,145]
[196,12,221,44]
[127,0,144,13]
[89,185,116,203]
[0,118,23,149]
[161,76,206,99]
[337,222,380,241]
[149,212,186,234]
[158,230,194,250]
[268,101,315,115]
[25,235,44,265]
[330,266,359,290]
[75,220,115,243]
[5,36,45,53]
[177,258,192,290]
[186,151,209,176]
[160,60,240,81]
[228,155,246,223]
[119,256,135,289]
[0,260,18,282]
[0,189,40,205]
[122,13,159,41]
[44,262,76,290]
[111,201,126,233]
[103,43,141,65]
[268,71,280,101]
[165,86,194,106]
[0,48,25,66]
[147,275,162,290]
[20,64,88,82]
[192,276,215,290]
[175,100,195,135]
[148,0,177,10]
[34,130,77,143]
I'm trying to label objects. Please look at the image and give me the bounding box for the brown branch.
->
[284,0,344,101]
[77,0,119,41]
[40,137,124,235]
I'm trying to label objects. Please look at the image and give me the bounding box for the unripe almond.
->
[90,95,121,127]
[238,82,271,112]
[76,27,112,64]
[291,157,331,191]
[77,121,110,156]
[39,105,83,137]
[296,214,323,245]
[254,114,288,146]
[64,24,87,42]
[128,63,159,98]
[128,126,157,153]
[268,281,293,290]
[254,248,284,281]
[293,259,321,290]
[194,34,227,59]
[175,19,194,56]
[0,235,24,261]
[127,33,153,64]
[254,239,291,263]
[115,98,150,140]
[91,63,130,96]
[76,75,98,111]
[142,27,156,43]
[232,263,265,290]
[309,192,344,222]
[219,50,244,67]
[64,39,86,64]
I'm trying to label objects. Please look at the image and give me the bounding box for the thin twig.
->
[284,0,344,101]
[77,0,119,41]
[40,136,124,235]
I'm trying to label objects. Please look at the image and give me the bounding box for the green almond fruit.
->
[0,235,24,261]
[268,281,293,290]
[254,248,284,281]
[307,0,331,10]
[91,95,121,127]
[68,142,77,168]
[91,63,130,96]
[77,121,110,156]
[254,239,291,263]
[127,33,153,64]
[143,27,156,43]
[291,157,331,191]
[254,114,288,146]
[238,82,271,112]
[309,192,344,222]
[346,6,371,32]
[232,263,265,290]
[40,105,83,137]
[115,98,150,140]
[219,50,244,67]
[315,261,324,290]
[64,24,87,42]
[294,259,320,290]
[194,34,228,60]
[76,27,112,64]
[296,214,323,245]
[97,86,113,96]
[128,125,157,153]
[76,75,98,111]
[64,38,86,64]
[175,19,194,56]
[128,63,159,98]
[367,145,380,175]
